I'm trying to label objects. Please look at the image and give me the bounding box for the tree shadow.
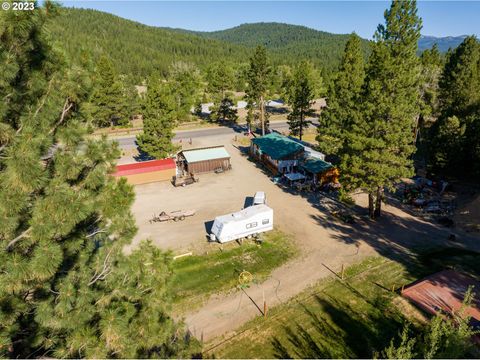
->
[270,293,408,359]
[133,148,155,162]
[235,145,480,280]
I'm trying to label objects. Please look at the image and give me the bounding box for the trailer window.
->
[262,219,269,225]
[246,222,258,229]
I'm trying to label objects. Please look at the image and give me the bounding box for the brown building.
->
[178,146,231,174]
[113,158,176,185]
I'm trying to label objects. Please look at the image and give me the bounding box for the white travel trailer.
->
[209,204,274,243]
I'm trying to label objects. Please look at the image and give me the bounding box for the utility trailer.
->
[172,174,199,187]
[209,204,273,243]
[150,209,196,223]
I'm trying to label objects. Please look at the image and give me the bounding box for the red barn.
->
[113,159,176,185]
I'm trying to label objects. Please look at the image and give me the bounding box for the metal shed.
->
[178,146,231,174]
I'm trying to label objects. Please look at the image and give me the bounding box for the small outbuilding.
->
[178,146,231,174]
[113,158,176,185]
[300,157,339,185]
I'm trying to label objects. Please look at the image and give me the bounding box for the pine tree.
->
[170,61,202,123]
[286,61,316,140]
[206,61,235,101]
[343,0,422,219]
[430,36,480,177]
[417,43,443,149]
[210,97,238,123]
[136,80,178,159]
[246,46,272,135]
[438,36,480,119]
[89,56,130,128]
[206,61,237,123]
[0,3,193,357]
[317,33,365,156]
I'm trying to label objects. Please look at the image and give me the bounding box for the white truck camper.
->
[209,204,274,243]
[253,191,266,205]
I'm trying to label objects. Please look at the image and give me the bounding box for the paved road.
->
[114,120,316,149]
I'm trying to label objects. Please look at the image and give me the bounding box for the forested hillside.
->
[49,9,370,81]
[48,8,250,81]
[185,22,372,74]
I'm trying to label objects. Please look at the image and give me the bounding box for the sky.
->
[62,1,480,39]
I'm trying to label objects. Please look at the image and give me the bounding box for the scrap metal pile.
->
[397,176,456,222]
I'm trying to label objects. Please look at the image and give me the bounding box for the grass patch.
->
[290,129,318,145]
[207,249,480,359]
[171,230,297,313]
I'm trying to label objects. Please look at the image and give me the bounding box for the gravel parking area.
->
[126,135,316,254]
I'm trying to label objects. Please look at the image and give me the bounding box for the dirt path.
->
[184,142,480,342]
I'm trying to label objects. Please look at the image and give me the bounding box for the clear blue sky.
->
[62,1,480,39]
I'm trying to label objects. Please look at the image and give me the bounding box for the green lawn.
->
[207,248,480,359]
[171,230,297,313]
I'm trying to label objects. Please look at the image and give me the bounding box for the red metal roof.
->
[113,158,176,177]
[402,269,480,328]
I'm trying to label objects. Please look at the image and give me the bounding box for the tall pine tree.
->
[89,56,130,128]
[136,79,178,159]
[431,36,480,177]
[343,0,422,219]
[0,3,193,357]
[286,61,316,140]
[206,61,237,122]
[246,46,271,135]
[317,33,365,157]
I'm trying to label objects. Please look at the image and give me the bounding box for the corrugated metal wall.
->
[187,158,231,174]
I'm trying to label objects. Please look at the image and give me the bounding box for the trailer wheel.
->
[180,215,185,221]
[174,217,179,222]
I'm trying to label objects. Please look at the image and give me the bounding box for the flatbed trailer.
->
[150,209,196,223]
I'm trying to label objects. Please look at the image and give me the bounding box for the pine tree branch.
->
[48,98,74,136]
[33,77,54,119]
[88,248,113,286]
[86,229,106,238]
[6,227,31,250]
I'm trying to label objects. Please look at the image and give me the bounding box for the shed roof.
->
[300,157,333,174]
[402,270,480,328]
[113,158,176,177]
[251,132,304,160]
[181,146,230,163]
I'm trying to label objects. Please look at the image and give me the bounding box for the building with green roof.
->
[250,132,304,175]
[249,132,339,184]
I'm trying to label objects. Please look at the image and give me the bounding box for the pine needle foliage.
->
[246,46,272,135]
[317,33,365,157]
[89,56,132,128]
[383,287,479,359]
[286,60,316,140]
[341,0,422,219]
[0,3,194,357]
[136,79,178,159]
[430,36,480,178]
